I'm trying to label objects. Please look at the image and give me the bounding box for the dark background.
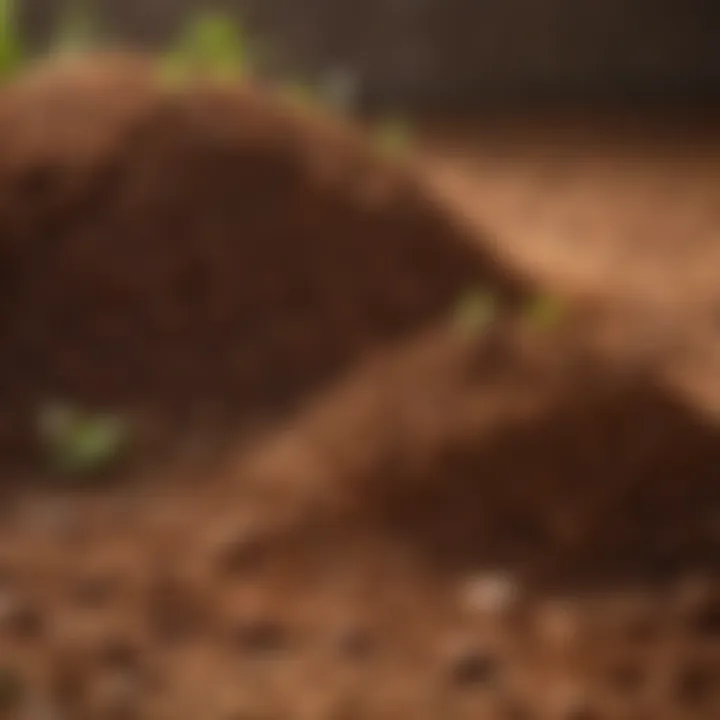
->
[17,0,720,111]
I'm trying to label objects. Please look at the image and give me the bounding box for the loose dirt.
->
[0,57,717,719]
[0,54,529,466]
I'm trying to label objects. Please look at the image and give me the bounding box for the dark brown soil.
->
[0,54,529,464]
[0,56,717,720]
[235,319,720,585]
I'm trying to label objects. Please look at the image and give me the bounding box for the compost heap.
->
[0,55,529,462]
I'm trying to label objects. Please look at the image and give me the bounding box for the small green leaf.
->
[161,11,249,83]
[525,294,566,330]
[0,0,25,80]
[374,116,412,157]
[157,52,191,88]
[453,289,497,335]
[60,416,127,474]
[281,80,319,109]
[37,403,129,477]
[51,0,100,56]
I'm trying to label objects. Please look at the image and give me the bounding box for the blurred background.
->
[18,0,720,111]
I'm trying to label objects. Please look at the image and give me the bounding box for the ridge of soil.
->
[0,54,530,465]
[233,319,720,585]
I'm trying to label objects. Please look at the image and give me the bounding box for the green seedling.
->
[525,293,566,330]
[374,115,413,158]
[453,289,497,335]
[0,0,25,80]
[37,401,130,477]
[281,79,320,109]
[51,0,100,56]
[159,11,249,86]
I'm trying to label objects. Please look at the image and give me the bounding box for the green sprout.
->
[453,289,497,335]
[374,115,413,158]
[280,79,320,109]
[159,11,250,86]
[37,402,130,477]
[0,0,24,80]
[525,293,566,330]
[51,0,100,56]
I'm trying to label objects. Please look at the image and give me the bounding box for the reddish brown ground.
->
[0,57,717,719]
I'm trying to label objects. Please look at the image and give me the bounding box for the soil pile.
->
[236,320,720,582]
[0,55,530,462]
[0,318,714,719]
[0,86,716,717]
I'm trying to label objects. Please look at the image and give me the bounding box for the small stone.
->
[459,572,520,616]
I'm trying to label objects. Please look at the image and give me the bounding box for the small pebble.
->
[459,572,520,616]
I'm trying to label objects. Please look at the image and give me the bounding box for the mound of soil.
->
[0,104,717,720]
[236,320,720,582]
[0,54,530,463]
[0,317,715,719]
